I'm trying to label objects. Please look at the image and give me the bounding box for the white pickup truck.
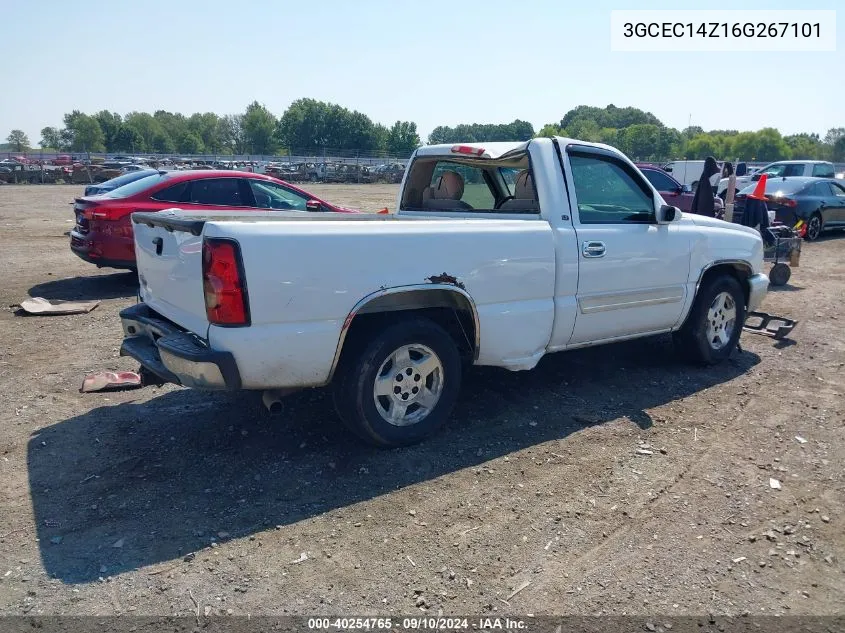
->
[120,137,769,446]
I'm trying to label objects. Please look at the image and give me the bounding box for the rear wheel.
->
[674,274,746,365]
[805,212,823,241]
[332,317,462,447]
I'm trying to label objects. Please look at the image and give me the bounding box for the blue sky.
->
[1,0,841,145]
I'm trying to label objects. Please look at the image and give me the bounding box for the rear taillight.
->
[202,239,249,326]
[773,197,797,208]
[84,207,122,220]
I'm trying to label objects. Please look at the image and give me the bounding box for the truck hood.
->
[686,213,760,237]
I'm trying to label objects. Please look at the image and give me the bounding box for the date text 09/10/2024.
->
[307,617,528,630]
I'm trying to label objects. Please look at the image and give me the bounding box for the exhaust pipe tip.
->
[262,388,300,415]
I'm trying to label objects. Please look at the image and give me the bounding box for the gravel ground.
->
[0,184,843,617]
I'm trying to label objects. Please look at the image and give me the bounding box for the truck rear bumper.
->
[747,273,769,314]
[119,303,241,390]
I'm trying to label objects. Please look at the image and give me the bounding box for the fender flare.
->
[327,284,481,382]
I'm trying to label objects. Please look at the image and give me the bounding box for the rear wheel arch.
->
[329,285,480,381]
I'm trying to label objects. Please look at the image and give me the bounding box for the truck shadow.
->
[28,272,138,301]
[28,335,759,583]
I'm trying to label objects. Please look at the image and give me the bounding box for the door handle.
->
[582,240,606,258]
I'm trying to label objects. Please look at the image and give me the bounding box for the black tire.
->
[331,317,462,447]
[769,263,791,286]
[674,274,746,365]
[805,212,823,241]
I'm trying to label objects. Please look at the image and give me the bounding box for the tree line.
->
[537,104,845,162]
[5,101,844,162]
[7,100,422,158]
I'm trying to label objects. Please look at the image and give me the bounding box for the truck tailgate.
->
[133,219,209,336]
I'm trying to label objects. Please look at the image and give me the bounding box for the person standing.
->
[689,156,720,217]
[722,161,737,222]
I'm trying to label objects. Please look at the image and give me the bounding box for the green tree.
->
[784,133,824,160]
[113,125,145,152]
[823,128,845,146]
[560,104,660,130]
[685,133,722,159]
[151,131,175,154]
[6,129,30,152]
[241,101,278,155]
[536,123,562,138]
[188,112,223,154]
[125,112,166,152]
[619,124,661,159]
[730,131,758,160]
[754,128,790,161]
[682,126,704,139]
[176,131,204,154]
[832,136,845,162]
[94,111,123,151]
[221,114,246,154]
[61,111,105,152]
[39,126,61,150]
[386,121,419,156]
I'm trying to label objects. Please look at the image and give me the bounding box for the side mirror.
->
[681,184,692,193]
[663,166,673,172]
[657,204,678,224]
[305,199,322,211]
[751,174,761,182]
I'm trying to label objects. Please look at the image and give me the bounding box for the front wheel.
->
[805,212,823,241]
[332,317,462,447]
[674,274,746,365]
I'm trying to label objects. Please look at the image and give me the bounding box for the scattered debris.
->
[732,556,747,563]
[764,530,779,542]
[111,538,124,548]
[795,436,808,444]
[636,449,654,456]
[769,478,782,490]
[291,552,308,564]
[406,555,416,567]
[821,515,831,523]
[80,371,142,393]
[15,297,101,316]
[506,580,531,601]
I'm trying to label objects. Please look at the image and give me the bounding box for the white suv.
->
[718,160,835,198]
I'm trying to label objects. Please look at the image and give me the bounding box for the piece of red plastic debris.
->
[80,371,142,393]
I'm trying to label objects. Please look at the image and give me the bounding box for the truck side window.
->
[569,154,655,224]
[784,164,805,177]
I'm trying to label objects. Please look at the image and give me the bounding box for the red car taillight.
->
[202,239,250,327]
[772,197,797,208]
[84,207,122,221]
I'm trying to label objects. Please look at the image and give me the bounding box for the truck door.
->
[560,144,691,345]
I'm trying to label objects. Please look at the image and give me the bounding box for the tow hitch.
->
[743,311,798,340]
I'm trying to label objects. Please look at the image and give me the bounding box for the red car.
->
[70,170,358,269]
[637,165,695,212]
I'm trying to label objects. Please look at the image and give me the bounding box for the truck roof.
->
[414,137,614,160]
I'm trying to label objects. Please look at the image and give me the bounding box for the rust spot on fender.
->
[426,272,465,290]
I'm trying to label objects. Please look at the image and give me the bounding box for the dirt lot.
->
[0,184,843,618]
